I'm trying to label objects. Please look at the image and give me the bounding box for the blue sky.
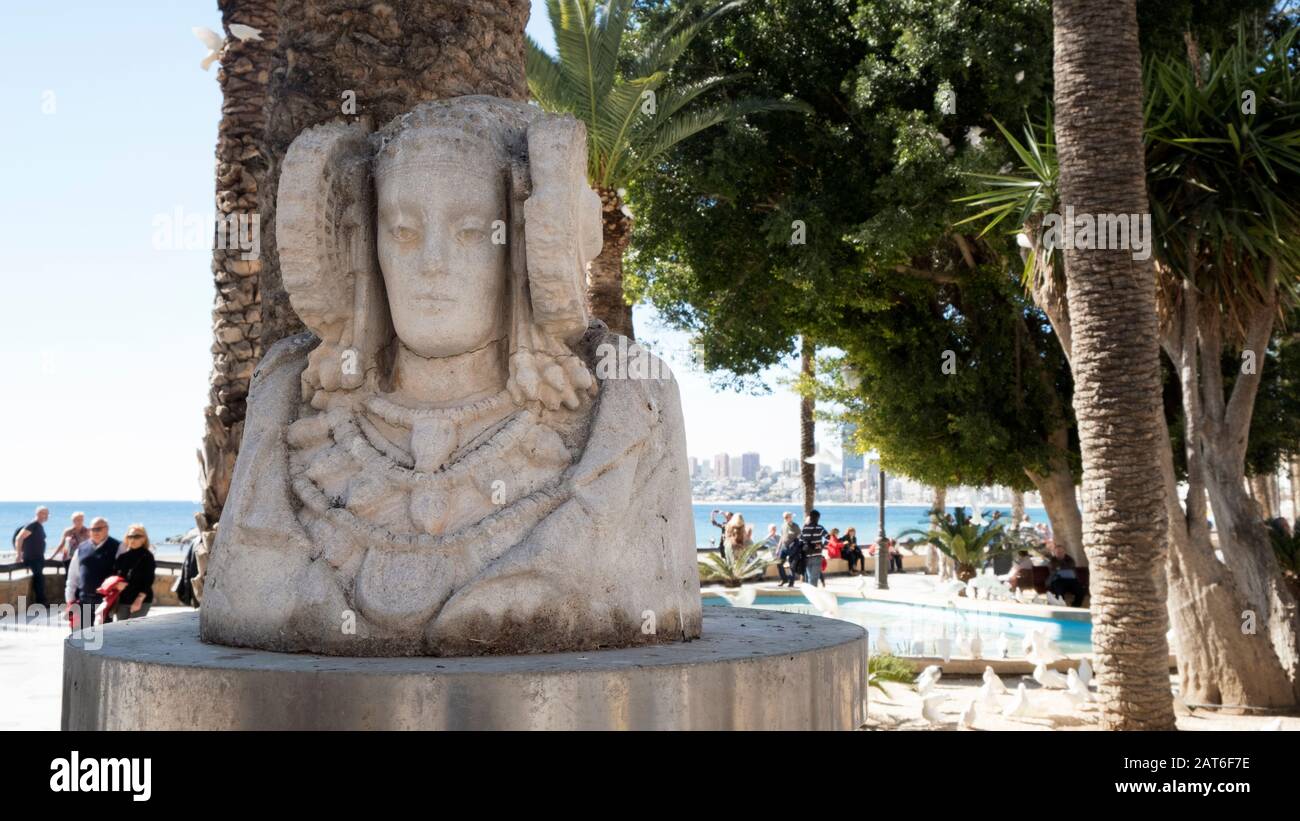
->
[0,0,800,500]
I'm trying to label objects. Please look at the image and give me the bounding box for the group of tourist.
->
[710,508,906,587]
[11,506,157,626]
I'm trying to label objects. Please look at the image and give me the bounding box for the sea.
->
[2,499,1050,558]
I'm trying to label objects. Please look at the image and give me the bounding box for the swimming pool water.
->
[703,595,1092,656]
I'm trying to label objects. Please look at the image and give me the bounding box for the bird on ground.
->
[1046,592,1067,606]
[921,692,946,724]
[995,633,1010,659]
[1026,629,1063,665]
[1065,669,1092,707]
[1077,657,1094,688]
[1033,662,1068,689]
[1003,683,1036,718]
[193,27,224,70]
[983,666,1008,695]
[801,584,838,617]
[915,665,942,695]
[937,580,966,598]
[957,699,977,729]
[976,680,1001,711]
[968,634,983,660]
[935,636,952,664]
[875,627,892,656]
[718,586,757,608]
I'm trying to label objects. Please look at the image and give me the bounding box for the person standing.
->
[110,525,156,621]
[67,518,119,629]
[709,509,733,558]
[800,509,829,587]
[52,512,90,564]
[776,511,800,587]
[13,506,50,606]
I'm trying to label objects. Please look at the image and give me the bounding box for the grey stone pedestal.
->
[62,609,866,730]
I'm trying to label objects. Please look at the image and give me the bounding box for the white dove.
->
[957,699,977,729]
[1065,668,1092,706]
[1003,683,1036,718]
[995,632,1010,659]
[718,586,757,608]
[1046,592,1067,606]
[915,666,942,697]
[875,627,892,656]
[968,633,983,660]
[1033,662,1068,689]
[921,692,946,724]
[801,584,839,617]
[983,666,1008,695]
[1026,630,1063,666]
[1021,629,1037,656]
[1077,657,1094,687]
[977,680,1001,711]
[935,635,952,664]
[229,23,263,41]
[193,26,224,70]
[937,580,966,598]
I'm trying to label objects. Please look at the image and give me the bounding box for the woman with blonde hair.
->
[723,513,752,561]
[110,524,156,621]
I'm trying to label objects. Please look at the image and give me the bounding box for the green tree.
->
[526,0,804,337]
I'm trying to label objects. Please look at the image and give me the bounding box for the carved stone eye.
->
[456,226,486,245]
[391,225,419,243]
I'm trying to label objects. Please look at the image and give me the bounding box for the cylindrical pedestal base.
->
[62,609,866,730]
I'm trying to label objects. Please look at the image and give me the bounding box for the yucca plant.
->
[527,0,807,338]
[867,653,917,694]
[900,506,1014,582]
[698,542,767,587]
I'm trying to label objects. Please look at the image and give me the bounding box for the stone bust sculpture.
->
[200,97,700,656]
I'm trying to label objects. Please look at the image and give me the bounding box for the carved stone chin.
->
[200,97,700,656]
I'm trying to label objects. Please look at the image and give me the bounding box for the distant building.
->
[729,455,743,477]
[713,453,730,479]
[741,452,761,480]
[781,457,801,476]
[688,457,699,478]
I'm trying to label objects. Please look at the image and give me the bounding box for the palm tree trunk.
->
[198,0,531,540]
[1053,0,1175,729]
[197,0,277,558]
[589,187,635,338]
[800,336,816,515]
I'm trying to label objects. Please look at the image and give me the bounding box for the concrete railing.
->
[0,559,185,608]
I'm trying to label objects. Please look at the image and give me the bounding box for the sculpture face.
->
[376,136,508,359]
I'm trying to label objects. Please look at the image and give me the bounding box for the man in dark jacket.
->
[13,506,50,605]
[70,518,120,628]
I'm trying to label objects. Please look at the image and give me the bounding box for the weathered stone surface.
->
[68,610,866,730]
[202,98,700,656]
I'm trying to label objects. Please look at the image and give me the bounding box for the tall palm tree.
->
[526,0,805,338]
[1051,0,1175,729]
[198,0,277,557]
[961,24,1300,706]
[199,0,532,551]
